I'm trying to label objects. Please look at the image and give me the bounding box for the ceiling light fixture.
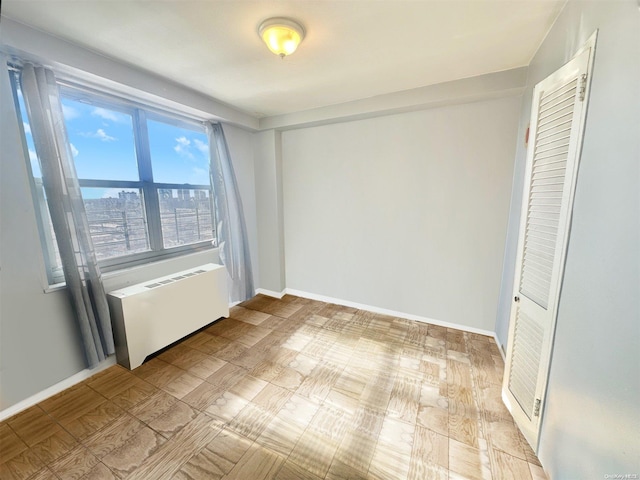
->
[258,17,305,58]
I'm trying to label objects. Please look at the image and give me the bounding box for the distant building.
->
[118,190,139,201]
[159,189,172,200]
[177,189,191,201]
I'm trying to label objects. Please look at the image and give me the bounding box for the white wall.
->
[260,68,528,131]
[495,1,640,477]
[282,96,521,332]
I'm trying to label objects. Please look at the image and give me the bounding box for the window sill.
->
[44,282,67,294]
[42,245,220,294]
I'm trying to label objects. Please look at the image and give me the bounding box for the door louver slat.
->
[538,112,571,135]
[532,168,567,180]
[537,130,572,148]
[528,209,561,219]
[519,78,578,310]
[524,254,553,269]
[538,152,564,164]
[538,101,575,123]
[508,307,545,419]
[532,160,567,171]
[537,119,572,138]
[539,81,576,107]
[531,178,563,192]
[536,132,571,149]
[528,216,560,227]
[537,111,573,130]
[527,222,558,233]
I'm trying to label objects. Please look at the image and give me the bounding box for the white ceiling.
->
[2,0,565,118]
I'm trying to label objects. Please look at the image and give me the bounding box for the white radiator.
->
[107,263,229,369]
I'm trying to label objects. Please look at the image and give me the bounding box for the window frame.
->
[11,70,218,284]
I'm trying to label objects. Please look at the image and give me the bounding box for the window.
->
[11,72,216,284]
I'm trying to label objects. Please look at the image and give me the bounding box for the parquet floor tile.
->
[1,294,546,479]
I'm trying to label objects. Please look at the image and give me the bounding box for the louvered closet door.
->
[502,35,596,451]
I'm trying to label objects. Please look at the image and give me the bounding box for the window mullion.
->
[78,179,143,189]
[134,109,163,252]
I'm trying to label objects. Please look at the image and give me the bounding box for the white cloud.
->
[193,139,209,156]
[23,122,31,135]
[176,136,190,147]
[173,137,209,159]
[91,107,126,123]
[62,104,80,121]
[70,143,79,157]
[174,136,194,158]
[81,128,116,142]
[28,149,38,162]
[96,129,116,141]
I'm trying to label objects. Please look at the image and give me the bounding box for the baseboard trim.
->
[255,288,286,299]
[494,335,507,361]
[285,288,495,337]
[0,356,116,422]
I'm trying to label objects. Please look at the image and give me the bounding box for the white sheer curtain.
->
[208,123,255,303]
[21,64,114,367]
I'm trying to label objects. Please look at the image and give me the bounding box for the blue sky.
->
[61,99,139,185]
[18,88,210,200]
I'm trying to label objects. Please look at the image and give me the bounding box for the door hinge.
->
[533,398,542,417]
[579,74,588,101]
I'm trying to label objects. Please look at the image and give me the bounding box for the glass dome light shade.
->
[258,18,305,58]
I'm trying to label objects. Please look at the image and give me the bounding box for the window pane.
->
[61,98,139,181]
[14,81,42,178]
[82,188,149,260]
[147,120,210,184]
[158,188,214,248]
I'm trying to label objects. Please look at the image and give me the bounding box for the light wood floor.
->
[1,294,547,480]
